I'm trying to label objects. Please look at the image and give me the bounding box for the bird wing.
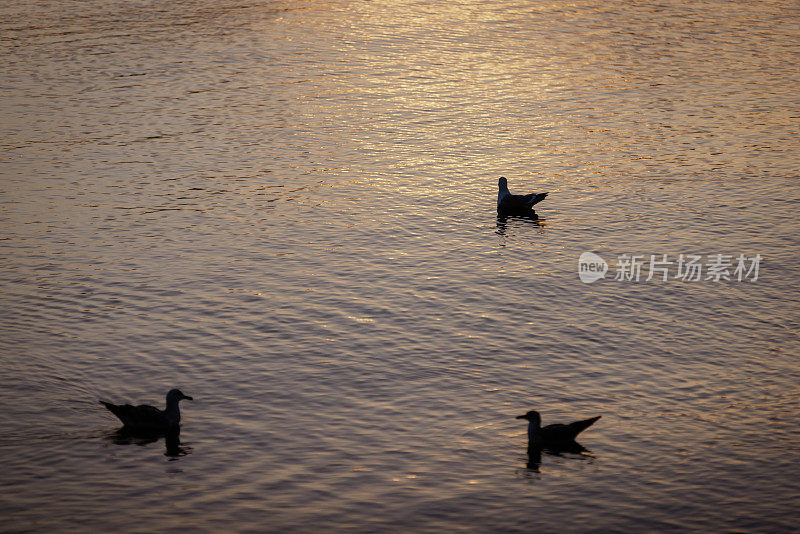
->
[100,401,166,428]
[525,192,548,207]
[540,423,572,441]
[100,401,131,423]
[563,416,601,439]
[498,192,548,211]
[501,193,532,209]
[541,416,601,441]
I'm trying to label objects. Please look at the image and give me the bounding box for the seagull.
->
[516,410,600,449]
[100,389,193,431]
[497,176,548,213]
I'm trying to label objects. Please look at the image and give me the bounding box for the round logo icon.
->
[578,252,608,283]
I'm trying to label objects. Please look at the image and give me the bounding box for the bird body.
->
[516,410,600,449]
[497,177,548,213]
[100,389,193,431]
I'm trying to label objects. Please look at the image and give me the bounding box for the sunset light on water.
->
[1,0,798,531]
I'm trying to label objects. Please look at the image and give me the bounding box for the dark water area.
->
[1,0,799,531]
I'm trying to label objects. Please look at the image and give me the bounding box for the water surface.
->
[1,0,799,531]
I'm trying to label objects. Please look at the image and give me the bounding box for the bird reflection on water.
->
[524,440,594,472]
[105,427,192,459]
[496,212,544,237]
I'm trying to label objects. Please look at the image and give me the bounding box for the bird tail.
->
[567,415,601,437]
[527,192,548,207]
[99,400,123,419]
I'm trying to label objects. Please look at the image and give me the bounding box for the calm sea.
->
[1,0,799,531]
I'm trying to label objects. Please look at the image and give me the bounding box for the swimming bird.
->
[516,410,600,449]
[497,176,548,213]
[100,389,193,431]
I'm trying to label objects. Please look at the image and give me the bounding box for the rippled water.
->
[2,0,799,531]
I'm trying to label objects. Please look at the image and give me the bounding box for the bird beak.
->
[184,395,194,401]
[515,415,525,419]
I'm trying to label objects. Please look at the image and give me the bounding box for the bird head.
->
[167,389,193,402]
[516,410,541,423]
[498,176,508,190]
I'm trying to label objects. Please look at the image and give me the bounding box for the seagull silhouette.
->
[516,410,600,450]
[100,389,193,431]
[497,177,548,213]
